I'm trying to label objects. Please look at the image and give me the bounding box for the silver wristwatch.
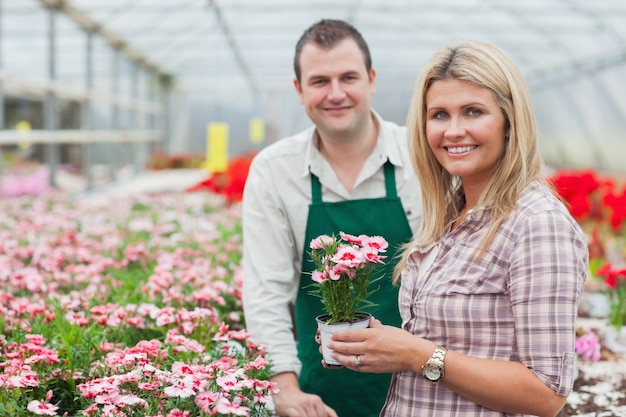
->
[421,345,448,383]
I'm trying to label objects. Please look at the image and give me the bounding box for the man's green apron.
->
[296,161,413,417]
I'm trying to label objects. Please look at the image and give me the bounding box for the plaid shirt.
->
[381,182,588,417]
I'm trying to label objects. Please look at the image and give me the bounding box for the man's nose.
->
[327,80,346,101]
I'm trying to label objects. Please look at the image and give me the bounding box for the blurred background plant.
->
[186,151,256,204]
[548,169,626,353]
[575,328,601,362]
[146,151,204,170]
[548,169,626,275]
[595,264,626,331]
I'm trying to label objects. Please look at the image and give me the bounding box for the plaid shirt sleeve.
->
[508,205,588,395]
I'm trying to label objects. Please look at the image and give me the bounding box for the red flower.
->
[603,185,626,231]
[596,263,626,290]
[186,151,256,204]
[596,262,626,329]
[587,227,605,260]
[548,170,600,201]
[568,194,592,221]
[547,170,616,223]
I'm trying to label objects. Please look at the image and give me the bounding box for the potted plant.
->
[596,262,626,353]
[307,231,388,365]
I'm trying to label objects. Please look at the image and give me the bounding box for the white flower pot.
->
[316,312,371,366]
[604,325,626,354]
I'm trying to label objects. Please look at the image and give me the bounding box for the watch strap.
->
[430,345,447,365]
[422,345,447,382]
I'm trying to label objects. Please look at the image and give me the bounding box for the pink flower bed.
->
[0,166,50,197]
[0,192,276,416]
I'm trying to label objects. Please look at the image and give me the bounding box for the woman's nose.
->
[444,117,466,139]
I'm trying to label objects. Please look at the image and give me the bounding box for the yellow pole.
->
[249,117,265,145]
[204,122,229,173]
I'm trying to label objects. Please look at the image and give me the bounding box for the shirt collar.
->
[301,110,405,178]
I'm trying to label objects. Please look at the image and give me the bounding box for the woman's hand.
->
[325,317,434,374]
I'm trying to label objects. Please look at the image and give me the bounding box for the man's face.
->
[294,39,376,141]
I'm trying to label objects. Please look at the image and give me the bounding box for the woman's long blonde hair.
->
[393,40,544,282]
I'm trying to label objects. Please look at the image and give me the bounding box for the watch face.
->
[423,364,442,381]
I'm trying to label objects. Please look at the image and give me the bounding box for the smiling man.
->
[241,19,422,417]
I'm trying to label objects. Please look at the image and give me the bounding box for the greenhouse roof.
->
[3,0,626,172]
[36,0,626,92]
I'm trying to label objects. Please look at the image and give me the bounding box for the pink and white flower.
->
[310,235,335,249]
[27,400,59,416]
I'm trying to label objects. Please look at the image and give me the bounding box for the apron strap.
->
[310,160,397,203]
[311,172,323,204]
[383,160,397,199]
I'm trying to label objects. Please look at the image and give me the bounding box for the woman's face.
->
[425,78,508,195]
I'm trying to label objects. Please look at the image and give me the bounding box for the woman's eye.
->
[433,111,448,119]
[467,108,483,117]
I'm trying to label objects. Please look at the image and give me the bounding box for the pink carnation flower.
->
[361,235,388,252]
[311,270,327,283]
[331,245,364,268]
[27,400,59,416]
[309,235,335,249]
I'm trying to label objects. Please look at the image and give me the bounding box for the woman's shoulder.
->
[517,181,568,214]
[513,181,584,235]
[488,182,587,258]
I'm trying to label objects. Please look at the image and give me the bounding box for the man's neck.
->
[316,116,379,193]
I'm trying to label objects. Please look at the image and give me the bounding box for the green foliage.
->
[608,282,626,330]
[589,257,605,278]
[106,262,155,305]
[309,273,380,323]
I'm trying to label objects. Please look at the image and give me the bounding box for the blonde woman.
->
[324,40,588,417]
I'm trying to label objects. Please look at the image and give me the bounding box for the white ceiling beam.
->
[36,0,173,84]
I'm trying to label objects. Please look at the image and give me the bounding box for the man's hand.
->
[271,372,338,417]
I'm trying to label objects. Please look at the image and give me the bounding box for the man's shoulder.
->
[378,116,405,131]
[377,117,408,144]
[375,115,411,167]
[253,128,312,164]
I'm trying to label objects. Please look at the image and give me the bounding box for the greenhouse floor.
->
[559,318,626,416]
[70,168,209,204]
